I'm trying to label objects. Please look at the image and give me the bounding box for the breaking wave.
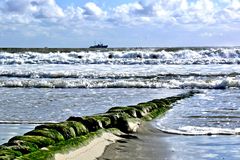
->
[156,125,240,135]
[0,70,239,79]
[0,77,239,89]
[0,47,240,65]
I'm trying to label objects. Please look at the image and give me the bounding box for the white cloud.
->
[200,32,223,37]
[83,2,106,19]
[30,0,64,18]
[0,0,64,19]
[0,0,239,34]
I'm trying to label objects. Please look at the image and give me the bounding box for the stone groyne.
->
[0,91,200,160]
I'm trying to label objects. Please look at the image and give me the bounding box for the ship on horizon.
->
[89,43,108,48]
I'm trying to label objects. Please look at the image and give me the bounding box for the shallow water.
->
[164,135,240,160]
[155,90,240,135]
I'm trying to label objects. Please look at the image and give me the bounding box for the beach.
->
[54,122,172,160]
[99,122,172,160]
[100,121,240,160]
[55,132,123,160]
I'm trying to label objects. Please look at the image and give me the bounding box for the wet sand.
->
[98,122,173,160]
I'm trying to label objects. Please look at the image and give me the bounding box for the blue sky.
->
[0,0,239,48]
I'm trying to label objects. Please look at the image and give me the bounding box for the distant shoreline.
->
[0,46,239,53]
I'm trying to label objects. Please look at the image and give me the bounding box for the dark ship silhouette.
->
[89,43,108,48]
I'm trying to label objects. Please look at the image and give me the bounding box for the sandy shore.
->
[55,132,123,160]
[55,122,174,160]
[98,122,173,160]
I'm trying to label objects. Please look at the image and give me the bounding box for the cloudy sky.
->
[0,0,239,47]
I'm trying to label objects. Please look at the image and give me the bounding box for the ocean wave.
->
[0,77,239,89]
[0,70,239,79]
[0,48,240,65]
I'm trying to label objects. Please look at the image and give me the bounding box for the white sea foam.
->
[0,77,239,88]
[0,48,240,65]
[157,125,240,135]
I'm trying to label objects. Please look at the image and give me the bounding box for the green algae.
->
[0,146,22,160]
[8,136,55,149]
[25,128,64,143]
[107,106,142,118]
[35,123,76,140]
[142,105,169,121]
[67,116,102,132]
[3,140,38,155]
[62,121,89,136]
[90,115,112,128]
[92,113,125,128]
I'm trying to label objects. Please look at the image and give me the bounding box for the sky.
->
[0,0,239,48]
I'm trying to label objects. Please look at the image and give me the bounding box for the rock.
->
[35,123,76,140]
[2,140,38,155]
[137,102,158,112]
[115,116,141,133]
[8,135,55,149]
[91,113,121,128]
[107,106,140,118]
[25,128,65,143]
[67,116,102,132]
[89,115,112,128]
[0,146,22,160]
[62,121,89,136]
[150,99,169,107]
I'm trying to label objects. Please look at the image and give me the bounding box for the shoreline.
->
[55,121,172,160]
[99,121,172,160]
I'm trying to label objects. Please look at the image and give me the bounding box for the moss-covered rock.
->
[89,115,112,128]
[150,99,169,108]
[0,146,22,160]
[137,102,159,111]
[16,150,54,160]
[62,121,89,136]
[25,128,64,143]
[8,135,55,149]
[107,106,142,118]
[90,113,121,128]
[35,123,76,140]
[3,140,38,154]
[143,106,169,121]
[67,116,102,132]
[128,105,150,117]
[116,116,141,133]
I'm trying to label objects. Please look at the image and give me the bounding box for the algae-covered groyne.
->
[0,91,200,160]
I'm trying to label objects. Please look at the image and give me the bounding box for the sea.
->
[1,47,240,159]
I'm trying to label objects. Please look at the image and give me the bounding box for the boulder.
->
[67,116,102,132]
[62,121,89,136]
[8,135,55,149]
[3,140,38,154]
[0,146,22,160]
[35,123,76,140]
[25,128,65,143]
